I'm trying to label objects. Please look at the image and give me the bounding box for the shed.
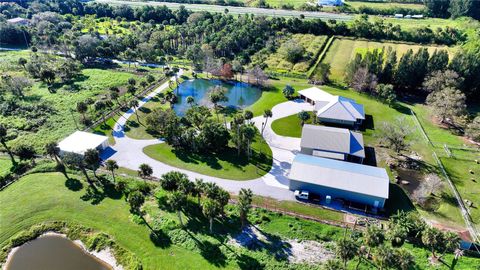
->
[300,124,365,163]
[58,131,109,155]
[289,154,389,208]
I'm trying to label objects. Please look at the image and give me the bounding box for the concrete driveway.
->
[106,76,313,201]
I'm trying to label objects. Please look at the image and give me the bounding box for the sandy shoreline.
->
[2,232,124,270]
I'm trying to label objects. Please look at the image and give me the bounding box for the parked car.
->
[294,190,309,200]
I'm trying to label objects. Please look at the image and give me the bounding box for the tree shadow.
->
[391,102,411,115]
[148,227,172,248]
[384,183,415,217]
[236,254,265,270]
[139,107,151,114]
[198,240,227,267]
[65,178,83,191]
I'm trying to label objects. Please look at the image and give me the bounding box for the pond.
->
[172,79,262,116]
[5,234,112,270]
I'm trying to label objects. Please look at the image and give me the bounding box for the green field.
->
[270,113,315,137]
[0,157,13,177]
[321,37,456,83]
[77,15,132,35]
[262,34,328,75]
[143,132,272,180]
[346,0,425,11]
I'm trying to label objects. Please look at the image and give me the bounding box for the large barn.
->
[58,131,109,156]
[289,154,389,208]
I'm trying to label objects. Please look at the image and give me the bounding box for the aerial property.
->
[299,87,365,128]
[289,154,389,209]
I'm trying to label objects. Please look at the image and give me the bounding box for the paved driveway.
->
[106,76,313,201]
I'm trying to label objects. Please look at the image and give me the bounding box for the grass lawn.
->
[271,113,314,137]
[124,95,170,140]
[0,172,230,269]
[143,133,272,180]
[322,37,456,83]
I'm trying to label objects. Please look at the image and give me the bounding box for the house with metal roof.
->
[58,131,109,156]
[289,154,389,208]
[300,124,365,163]
[298,87,365,127]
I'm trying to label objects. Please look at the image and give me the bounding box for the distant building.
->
[289,154,389,208]
[318,0,343,6]
[394,14,404,19]
[6,17,29,26]
[300,124,365,163]
[58,131,109,156]
[298,87,365,127]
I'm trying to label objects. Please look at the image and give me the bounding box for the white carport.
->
[58,131,109,155]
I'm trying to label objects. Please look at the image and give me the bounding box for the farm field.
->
[345,0,425,11]
[320,37,457,83]
[254,34,328,76]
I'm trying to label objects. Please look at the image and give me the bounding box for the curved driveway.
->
[106,76,313,200]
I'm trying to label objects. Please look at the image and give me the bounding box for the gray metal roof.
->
[289,154,389,199]
[300,124,365,158]
[314,96,365,122]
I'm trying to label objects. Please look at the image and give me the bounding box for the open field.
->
[0,157,12,177]
[260,34,328,75]
[321,37,457,83]
[346,0,425,11]
[143,133,272,180]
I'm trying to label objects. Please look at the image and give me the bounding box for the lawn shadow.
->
[363,147,377,166]
[65,178,83,191]
[391,102,411,115]
[361,114,374,131]
[198,240,228,267]
[384,183,415,217]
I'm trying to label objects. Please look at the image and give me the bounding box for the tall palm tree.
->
[297,110,311,126]
[208,86,228,122]
[105,160,119,182]
[193,178,205,206]
[169,191,187,227]
[76,101,88,124]
[244,110,253,124]
[62,152,94,188]
[0,124,16,165]
[336,237,358,269]
[242,125,256,159]
[129,99,141,124]
[421,227,443,259]
[138,163,153,179]
[186,96,195,107]
[127,190,145,214]
[94,101,107,128]
[84,148,101,178]
[238,188,253,228]
[261,109,272,136]
[202,198,220,234]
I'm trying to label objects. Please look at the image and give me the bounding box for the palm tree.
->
[186,96,195,107]
[261,109,272,136]
[160,171,188,191]
[44,142,67,178]
[364,225,385,258]
[387,224,407,247]
[373,245,396,270]
[394,248,415,270]
[0,124,16,165]
[127,84,137,97]
[169,191,187,227]
[336,237,358,269]
[193,178,205,206]
[94,100,107,128]
[244,110,253,123]
[110,91,121,107]
[421,227,443,260]
[297,110,311,126]
[138,163,153,179]
[105,160,119,182]
[62,152,94,188]
[242,125,256,159]
[129,99,141,124]
[238,188,253,228]
[127,190,145,214]
[202,198,220,233]
[84,148,101,178]
[76,101,88,124]
[208,86,228,122]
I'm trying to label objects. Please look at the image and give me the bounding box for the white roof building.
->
[289,154,389,208]
[300,124,365,160]
[58,131,109,155]
[299,87,365,127]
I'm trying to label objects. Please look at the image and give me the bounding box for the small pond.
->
[5,234,112,270]
[172,79,262,116]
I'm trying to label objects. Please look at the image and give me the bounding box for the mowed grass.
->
[124,95,170,140]
[143,133,272,180]
[263,34,328,74]
[271,112,314,137]
[322,38,456,83]
[0,172,233,269]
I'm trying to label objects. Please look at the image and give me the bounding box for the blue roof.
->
[294,154,388,179]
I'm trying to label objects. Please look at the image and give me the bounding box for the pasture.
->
[321,37,456,83]
[345,0,425,11]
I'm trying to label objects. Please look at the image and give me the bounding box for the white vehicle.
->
[294,190,309,200]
